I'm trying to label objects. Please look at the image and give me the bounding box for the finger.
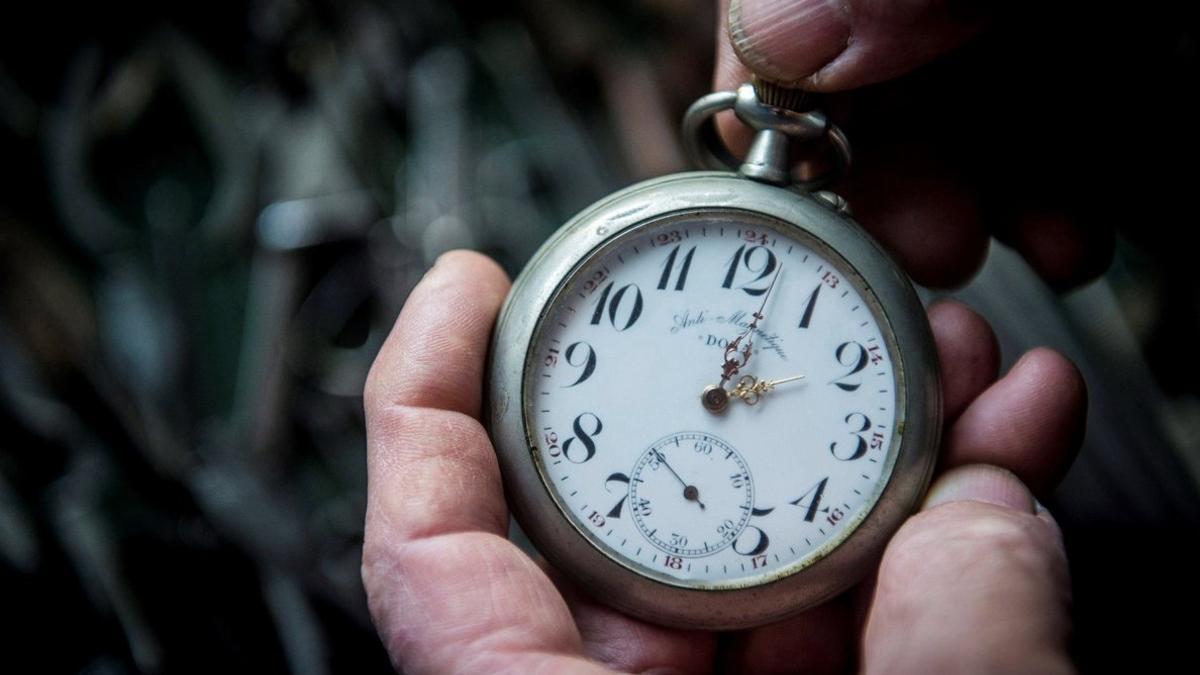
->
[714,0,758,154]
[1001,209,1115,291]
[362,251,608,674]
[550,572,718,674]
[843,145,990,288]
[365,250,508,419]
[862,465,1073,674]
[942,347,1087,497]
[927,299,1000,423]
[721,596,853,674]
[710,117,993,286]
[726,0,987,92]
[714,0,747,90]
[364,251,511,541]
[714,0,991,288]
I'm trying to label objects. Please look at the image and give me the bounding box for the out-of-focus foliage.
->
[0,1,711,671]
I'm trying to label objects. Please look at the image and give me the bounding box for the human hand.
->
[714,0,1114,290]
[362,251,1085,673]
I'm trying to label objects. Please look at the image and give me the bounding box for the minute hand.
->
[718,266,782,389]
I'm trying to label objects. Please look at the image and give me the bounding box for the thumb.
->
[861,465,1074,674]
[723,0,986,91]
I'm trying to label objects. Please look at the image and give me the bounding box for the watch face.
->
[523,209,902,588]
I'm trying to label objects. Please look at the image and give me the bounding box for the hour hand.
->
[730,373,806,406]
[701,373,805,412]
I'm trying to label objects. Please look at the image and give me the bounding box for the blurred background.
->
[0,1,1197,673]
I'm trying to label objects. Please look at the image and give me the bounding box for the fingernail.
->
[420,251,454,284]
[1033,498,1052,518]
[423,256,444,280]
[429,249,467,272]
[922,465,1037,513]
[729,0,850,85]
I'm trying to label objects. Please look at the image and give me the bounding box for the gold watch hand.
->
[765,374,806,387]
[730,373,806,406]
[717,266,783,389]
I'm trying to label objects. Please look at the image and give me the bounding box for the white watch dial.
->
[526,213,901,587]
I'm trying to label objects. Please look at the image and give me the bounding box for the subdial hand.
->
[730,373,806,406]
[653,449,706,510]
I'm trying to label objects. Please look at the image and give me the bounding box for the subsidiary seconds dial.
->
[629,432,754,558]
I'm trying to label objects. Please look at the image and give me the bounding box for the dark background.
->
[1,1,1197,672]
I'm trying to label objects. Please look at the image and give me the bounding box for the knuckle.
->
[362,357,388,413]
[885,502,1061,582]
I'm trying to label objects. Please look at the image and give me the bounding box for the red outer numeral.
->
[743,230,768,244]
[581,269,609,294]
[651,230,682,247]
[663,556,683,570]
[543,429,561,457]
[826,508,845,526]
[867,344,884,365]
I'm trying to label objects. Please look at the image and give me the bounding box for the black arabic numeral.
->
[789,477,829,522]
[733,525,770,556]
[563,341,597,387]
[657,245,696,291]
[830,413,871,461]
[604,472,630,518]
[589,281,613,325]
[798,284,821,328]
[590,281,643,331]
[831,341,869,391]
[721,245,744,289]
[562,412,603,464]
[722,245,777,295]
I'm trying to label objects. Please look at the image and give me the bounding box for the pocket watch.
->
[487,80,941,630]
